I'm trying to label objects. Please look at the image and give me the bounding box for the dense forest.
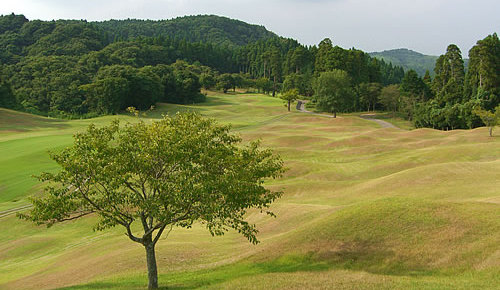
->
[0,13,498,131]
[0,13,403,118]
[387,35,499,130]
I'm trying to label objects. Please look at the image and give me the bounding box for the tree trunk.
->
[287,100,291,111]
[489,126,493,137]
[145,243,158,289]
[272,75,276,97]
[333,111,337,118]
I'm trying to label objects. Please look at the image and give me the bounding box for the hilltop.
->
[94,15,278,47]
[369,48,439,76]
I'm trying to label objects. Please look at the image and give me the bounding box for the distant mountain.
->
[369,49,438,76]
[94,15,278,47]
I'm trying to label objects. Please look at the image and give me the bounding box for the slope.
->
[0,94,498,289]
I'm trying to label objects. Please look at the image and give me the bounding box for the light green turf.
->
[0,93,498,289]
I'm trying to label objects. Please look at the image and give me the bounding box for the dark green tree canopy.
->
[432,44,465,104]
[466,33,500,110]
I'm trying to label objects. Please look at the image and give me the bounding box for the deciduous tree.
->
[313,70,354,118]
[281,88,299,112]
[379,84,400,113]
[19,113,285,289]
[474,105,500,136]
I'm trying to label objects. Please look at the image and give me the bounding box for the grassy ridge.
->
[0,93,498,289]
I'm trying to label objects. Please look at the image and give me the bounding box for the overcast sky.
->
[1,0,499,56]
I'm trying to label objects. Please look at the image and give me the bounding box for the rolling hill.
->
[369,48,471,77]
[0,93,498,289]
[369,48,438,76]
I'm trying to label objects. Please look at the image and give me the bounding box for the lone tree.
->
[281,89,299,112]
[19,113,284,289]
[313,70,354,118]
[474,105,500,136]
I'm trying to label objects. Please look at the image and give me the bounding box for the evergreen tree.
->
[401,70,427,100]
[432,44,465,105]
[466,33,500,110]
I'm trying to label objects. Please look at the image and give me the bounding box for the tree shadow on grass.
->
[60,241,437,289]
[59,254,333,290]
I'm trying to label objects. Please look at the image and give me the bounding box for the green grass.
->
[0,93,498,289]
[366,111,415,130]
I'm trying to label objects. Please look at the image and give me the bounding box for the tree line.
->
[0,13,405,118]
[378,34,499,130]
[1,13,497,131]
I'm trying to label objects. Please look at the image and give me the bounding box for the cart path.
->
[296,100,336,118]
[359,114,399,129]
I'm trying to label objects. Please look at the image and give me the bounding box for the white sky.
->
[1,0,499,56]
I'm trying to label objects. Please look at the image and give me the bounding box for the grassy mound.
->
[0,93,498,289]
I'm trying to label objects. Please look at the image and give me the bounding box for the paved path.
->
[359,114,399,129]
[296,101,335,118]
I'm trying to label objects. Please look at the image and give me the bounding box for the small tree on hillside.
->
[313,70,353,118]
[19,113,285,289]
[256,77,273,95]
[216,73,234,93]
[199,73,216,90]
[379,85,400,114]
[281,89,299,112]
[358,82,382,112]
[473,105,500,136]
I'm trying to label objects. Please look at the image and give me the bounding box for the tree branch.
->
[125,223,143,244]
[153,224,169,245]
[58,211,95,222]
[124,181,145,201]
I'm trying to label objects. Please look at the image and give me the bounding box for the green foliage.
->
[313,70,354,117]
[410,36,499,130]
[379,85,400,113]
[432,44,465,105]
[473,105,500,136]
[19,112,284,288]
[400,69,431,101]
[200,72,216,89]
[465,33,500,110]
[80,77,128,114]
[255,77,273,94]
[95,15,277,47]
[280,89,299,111]
[0,73,16,109]
[216,73,235,93]
[358,82,382,111]
[0,14,407,118]
[314,38,387,85]
[282,73,312,96]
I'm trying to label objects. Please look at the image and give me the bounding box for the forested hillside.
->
[369,49,438,76]
[0,13,404,118]
[0,13,497,131]
[95,15,278,47]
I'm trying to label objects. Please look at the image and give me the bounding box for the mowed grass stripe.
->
[0,93,498,289]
